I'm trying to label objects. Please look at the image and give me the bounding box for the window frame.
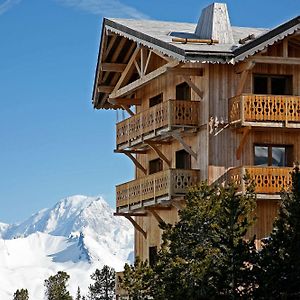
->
[176,82,191,101]
[175,149,191,169]
[149,158,163,175]
[253,74,293,95]
[149,93,163,107]
[253,144,293,167]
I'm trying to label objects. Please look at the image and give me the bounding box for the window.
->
[149,158,163,174]
[176,82,191,100]
[149,93,163,107]
[176,149,191,169]
[254,145,293,167]
[253,74,292,95]
[149,246,157,267]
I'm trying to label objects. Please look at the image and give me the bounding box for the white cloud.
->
[56,0,148,19]
[0,0,21,15]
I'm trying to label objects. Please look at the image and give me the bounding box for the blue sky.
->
[0,0,299,224]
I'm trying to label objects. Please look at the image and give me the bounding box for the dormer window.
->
[253,74,292,95]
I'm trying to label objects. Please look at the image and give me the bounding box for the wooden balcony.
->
[229,94,300,128]
[228,166,292,195]
[116,100,199,150]
[116,169,200,212]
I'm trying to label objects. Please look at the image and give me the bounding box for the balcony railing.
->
[228,166,292,194]
[229,94,300,126]
[116,100,199,149]
[116,169,200,210]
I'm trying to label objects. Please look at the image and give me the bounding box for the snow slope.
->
[0,195,134,299]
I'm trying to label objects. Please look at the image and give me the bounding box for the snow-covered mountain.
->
[0,195,134,300]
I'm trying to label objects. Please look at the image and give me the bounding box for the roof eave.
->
[233,15,300,62]
[92,18,108,109]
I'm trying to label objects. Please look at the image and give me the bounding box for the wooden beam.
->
[121,105,135,116]
[123,152,147,175]
[169,132,197,160]
[110,60,180,99]
[134,59,142,77]
[100,41,136,104]
[172,37,219,44]
[109,98,142,106]
[145,140,170,145]
[236,126,251,160]
[97,85,114,93]
[100,63,126,72]
[123,215,147,239]
[151,49,174,63]
[103,35,117,61]
[251,56,300,65]
[140,48,146,76]
[234,60,255,74]
[114,149,147,154]
[100,37,128,91]
[146,208,165,225]
[168,68,204,76]
[114,212,147,217]
[144,50,152,75]
[112,47,140,94]
[236,62,255,96]
[283,40,289,58]
[145,141,171,167]
[183,75,204,99]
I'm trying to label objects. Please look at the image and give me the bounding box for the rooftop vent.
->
[195,3,234,44]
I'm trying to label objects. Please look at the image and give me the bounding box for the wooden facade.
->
[92,4,300,296]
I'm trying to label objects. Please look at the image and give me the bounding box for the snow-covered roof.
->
[105,18,269,63]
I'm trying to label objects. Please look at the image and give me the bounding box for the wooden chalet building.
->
[92,2,300,293]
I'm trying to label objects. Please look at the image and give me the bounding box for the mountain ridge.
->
[0,195,134,299]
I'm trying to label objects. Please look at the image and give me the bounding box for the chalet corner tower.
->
[92,2,300,296]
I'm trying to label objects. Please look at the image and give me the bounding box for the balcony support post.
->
[121,105,135,116]
[146,208,165,225]
[236,126,251,160]
[145,141,171,167]
[169,132,197,160]
[115,213,147,239]
[115,150,147,175]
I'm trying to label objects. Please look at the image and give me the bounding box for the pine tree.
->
[13,289,29,300]
[88,265,115,300]
[44,271,73,300]
[152,180,257,299]
[120,257,153,300]
[257,166,300,298]
[75,287,81,300]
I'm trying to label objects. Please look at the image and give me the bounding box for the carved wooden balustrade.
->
[228,166,292,194]
[229,94,300,126]
[116,100,199,149]
[116,169,200,210]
